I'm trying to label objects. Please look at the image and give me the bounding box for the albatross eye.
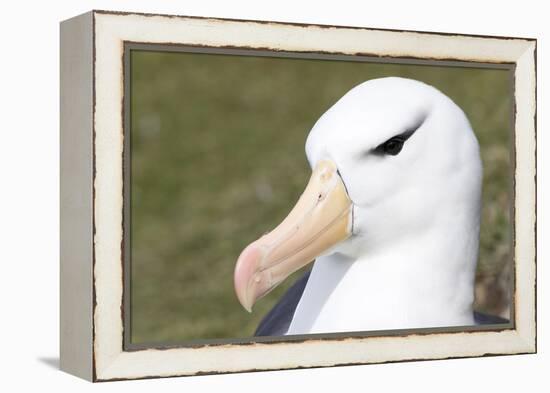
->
[381,137,404,156]
[372,114,426,157]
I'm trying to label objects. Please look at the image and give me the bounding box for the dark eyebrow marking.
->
[399,111,429,141]
[367,111,429,157]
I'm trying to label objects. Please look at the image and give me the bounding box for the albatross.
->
[233,77,507,336]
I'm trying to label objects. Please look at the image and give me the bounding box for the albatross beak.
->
[234,160,353,312]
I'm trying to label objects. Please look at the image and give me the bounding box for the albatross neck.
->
[287,224,479,335]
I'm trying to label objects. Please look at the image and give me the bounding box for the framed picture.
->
[60,10,537,381]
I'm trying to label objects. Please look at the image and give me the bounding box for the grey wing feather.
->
[474,311,509,325]
[254,270,311,336]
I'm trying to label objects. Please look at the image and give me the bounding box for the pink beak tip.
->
[234,242,263,312]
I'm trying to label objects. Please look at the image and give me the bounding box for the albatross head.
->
[234,77,482,314]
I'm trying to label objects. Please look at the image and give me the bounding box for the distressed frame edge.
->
[89,11,537,381]
[92,8,538,42]
[59,11,95,381]
[512,40,537,353]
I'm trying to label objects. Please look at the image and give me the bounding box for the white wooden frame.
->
[60,10,537,382]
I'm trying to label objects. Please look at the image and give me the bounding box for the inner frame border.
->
[122,42,517,351]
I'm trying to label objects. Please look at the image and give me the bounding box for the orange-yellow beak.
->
[233,160,353,312]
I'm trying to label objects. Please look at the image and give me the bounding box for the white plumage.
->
[289,77,482,334]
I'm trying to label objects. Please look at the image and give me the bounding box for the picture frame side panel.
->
[60,11,95,381]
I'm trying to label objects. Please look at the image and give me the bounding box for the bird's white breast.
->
[287,230,477,335]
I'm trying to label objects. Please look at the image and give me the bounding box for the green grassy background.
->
[130,50,512,345]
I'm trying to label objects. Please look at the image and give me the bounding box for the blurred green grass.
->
[130,50,512,344]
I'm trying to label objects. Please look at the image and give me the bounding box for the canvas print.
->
[128,50,512,346]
